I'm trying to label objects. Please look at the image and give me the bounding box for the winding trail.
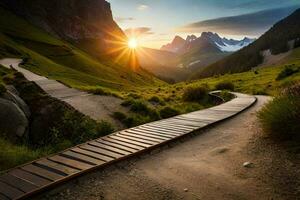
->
[0,58,126,128]
[41,96,299,200]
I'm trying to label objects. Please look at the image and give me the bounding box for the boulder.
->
[1,90,31,118]
[0,98,28,141]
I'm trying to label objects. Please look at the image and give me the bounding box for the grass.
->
[215,81,235,91]
[0,137,75,172]
[0,66,115,171]
[258,82,300,140]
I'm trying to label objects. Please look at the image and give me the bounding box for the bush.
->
[182,86,208,102]
[149,96,160,103]
[121,99,134,107]
[113,111,127,121]
[258,82,300,140]
[159,107,180,118]
[0,83,6,95]
[127,93,141,99]
[219,90,235,101]
[148,96,165,106]
[276,66,299,80]
[215,81,235,91]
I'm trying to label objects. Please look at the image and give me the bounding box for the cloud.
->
[124,27,154,37]
[115,17,135,23]
[177,6,299,36]
[137,4,149,11]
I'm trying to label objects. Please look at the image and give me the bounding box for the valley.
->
[0,0,299,199]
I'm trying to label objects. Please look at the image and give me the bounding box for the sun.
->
[128,38,138,49]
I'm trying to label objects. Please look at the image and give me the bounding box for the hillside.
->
[137,47,189,82]
[193,8,300,79]
[0,2,163,91]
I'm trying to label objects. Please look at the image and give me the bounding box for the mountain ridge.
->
[193,8,300,79]
[161,32,255,54]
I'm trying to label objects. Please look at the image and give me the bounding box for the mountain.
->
[193,8,300,79]
[0,0,126,59]
[0,0,162,90]
[161,32,255,55]
[161,36,186,53]
[137,48,189,82]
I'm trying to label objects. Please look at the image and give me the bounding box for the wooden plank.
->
[48,155,94,171]
[142,124,193,132]
[102,137,145,150]
[166,118,207,126]
[80,144,123,159]
[122,130,170,141]
[90,141,132,155]
[115,134,158,145]
[151,122,197,130]
[137,126,185,134]
[0,173,37,193]
[119,131,165,143]
[97,139,137,153]
[0,181,24,199]
[71,147,114,162]
[108,135,151,148]
[136,127,185,136]
[21,164,64,182]
[9,169,51,187]
[126,129,173,140]
[35,159,79,176]
[62,151,105,165]
[133,127,181,137]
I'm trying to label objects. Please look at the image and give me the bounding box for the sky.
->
[108,0,300,49]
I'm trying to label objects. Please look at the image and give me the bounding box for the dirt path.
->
[0,58,127,129]
[38,96,300,200]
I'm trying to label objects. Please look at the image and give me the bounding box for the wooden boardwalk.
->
[0,92,256,200]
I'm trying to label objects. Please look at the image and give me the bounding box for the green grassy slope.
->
[184,47,300,95]
[0,7,164,91]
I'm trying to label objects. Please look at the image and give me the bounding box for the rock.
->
[184,188,189,192]
[5,85,19,96]
[0,98,28,140]
[243,162,254,168]
[1,90,31,118]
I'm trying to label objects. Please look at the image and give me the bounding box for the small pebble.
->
[184,188,189,192]
[243,161,254,168]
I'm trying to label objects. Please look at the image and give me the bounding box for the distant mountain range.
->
[161,32,255,54]
[192,8,300,79]
[138,32,255,82]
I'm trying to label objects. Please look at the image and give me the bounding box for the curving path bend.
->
[0,58,126,128]
[0,86,256,199]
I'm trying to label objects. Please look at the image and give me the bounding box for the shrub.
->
[219,90,235,101]
[215,81,235,91]
[130,101,149,113]
[2,75,14,84]
[121,99,134,107]
[113,112,127,121]
[148,96,160,103]
[148,96,165,105]
[276,66,299,80]
[182,86,208,102]
[127,93,141,99]
[0,83,6,95]
[258,82,300,140]
[159,107,180,118]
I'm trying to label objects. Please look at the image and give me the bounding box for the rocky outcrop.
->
[0,0,127,55]
[0,85,30,141]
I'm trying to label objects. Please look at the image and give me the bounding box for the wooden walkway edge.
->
[0,92,256,200]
